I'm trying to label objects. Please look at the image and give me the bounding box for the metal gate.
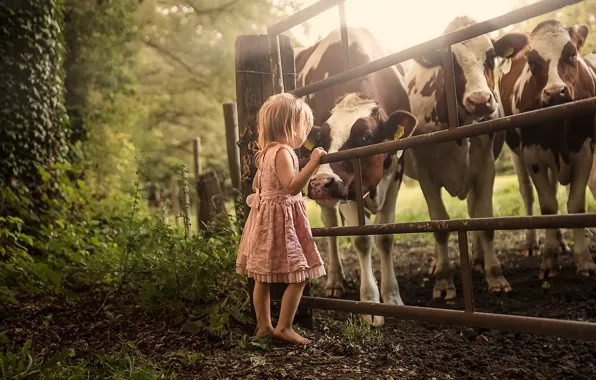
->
[260,0,596,340]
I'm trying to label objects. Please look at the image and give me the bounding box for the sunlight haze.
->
[294,0,521,52]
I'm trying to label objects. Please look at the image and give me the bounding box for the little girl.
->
[236,93,326,345]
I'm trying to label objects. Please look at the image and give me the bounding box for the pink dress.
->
[236,143,326,283]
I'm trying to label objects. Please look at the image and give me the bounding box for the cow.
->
[498,20,596,279]
[404,16,531,299]
[296,27,418,326]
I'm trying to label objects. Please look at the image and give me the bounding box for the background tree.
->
[0,0,69,187]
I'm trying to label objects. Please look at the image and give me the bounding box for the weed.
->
[341,315,380,346]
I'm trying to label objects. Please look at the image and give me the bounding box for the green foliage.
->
[0,162,147,302]
[62,0,139,148]
[1,163,250,345]
[95,342,174,379]
[0,0,69,186]
[131,0,300,187]
[0,339,75,379]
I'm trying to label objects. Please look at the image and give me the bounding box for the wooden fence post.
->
[197,171,228,228]
[235,33,312,329]
[193,137,202,231]
[223,102,241,192]
[181,166,192,236]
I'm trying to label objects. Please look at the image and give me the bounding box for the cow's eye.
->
[362,133,373,142]
[569,52,578,63]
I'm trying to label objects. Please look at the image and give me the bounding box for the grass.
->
[306,174,596,233]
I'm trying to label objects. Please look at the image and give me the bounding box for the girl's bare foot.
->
[256,326,274,337]
[273,327,310,345]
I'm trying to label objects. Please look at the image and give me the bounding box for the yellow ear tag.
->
[394,125,405,140]
[503,47,515,58]
[303,138,315,151]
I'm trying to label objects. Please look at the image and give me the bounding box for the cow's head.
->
[306,93,418,208]
[520,20,589,109]
[416,16,529,122]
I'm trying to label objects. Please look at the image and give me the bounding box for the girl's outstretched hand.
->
[310,147,327,164]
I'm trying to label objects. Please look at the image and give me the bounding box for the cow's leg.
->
[587,149,596,238]
[568,144,596,276]
[528,164,561,279]
[374,174,403,307]
[511,152,540,256]
[418,174,455,300]
[468,159,511,293]
[339,202,382,326]
[321,207,345,298]
[551,169,571,255]
[472,233,484,272]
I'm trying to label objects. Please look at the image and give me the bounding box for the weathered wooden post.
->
[235,33,312,329]
[193,137,202,230]
[197,171,229,228]
[223,102,241,192]
[181,166,192,236]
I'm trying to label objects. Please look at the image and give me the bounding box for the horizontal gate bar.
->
[312,213,596,237]
[289,0,580,98]
[300,297,596,341]
[299,97,596,166]
[268,0,345,35]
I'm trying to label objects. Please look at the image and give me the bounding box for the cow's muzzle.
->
[308,173,349,207]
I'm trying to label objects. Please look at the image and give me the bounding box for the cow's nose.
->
[308,175,344,199]
[464,91,495,117]
[543,85,570,105]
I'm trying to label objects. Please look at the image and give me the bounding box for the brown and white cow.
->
[404,16,530,298]
[499,20,596,278]
[296,28,417,326]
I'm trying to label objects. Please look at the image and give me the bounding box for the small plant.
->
[341,314,380,346]
[96,342,173,379]
[0,340,75,379]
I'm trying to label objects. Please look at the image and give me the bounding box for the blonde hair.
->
[255,93,314,167]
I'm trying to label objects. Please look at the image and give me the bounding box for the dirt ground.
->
[3,230,596,379]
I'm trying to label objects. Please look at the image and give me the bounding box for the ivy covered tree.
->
[0,0,69,186]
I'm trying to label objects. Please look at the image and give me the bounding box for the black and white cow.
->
[404,16,530,298]
[499,20,596,278]
[296,28,418,326]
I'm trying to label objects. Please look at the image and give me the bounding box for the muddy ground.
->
[2,230,596,379]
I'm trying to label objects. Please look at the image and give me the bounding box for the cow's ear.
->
[384,110,418,141]
[494,32,529,59]
[414,49,443,68]
[302,125,321,151]
[569,24,589,52]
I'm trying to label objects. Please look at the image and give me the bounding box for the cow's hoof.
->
[523,246,541,257]
[576,255,596,277]
[433,278,456,300]
[539,252,560,280]
[325,286,344,298]
[486,266,512,293]
[362,314,384,327]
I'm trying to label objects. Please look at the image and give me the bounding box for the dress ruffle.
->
[236,264,326,284]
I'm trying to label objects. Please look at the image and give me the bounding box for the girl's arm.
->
[276,147,326,196]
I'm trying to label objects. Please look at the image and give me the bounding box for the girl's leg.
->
[273,281,310,345]
[253,280,274,336]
